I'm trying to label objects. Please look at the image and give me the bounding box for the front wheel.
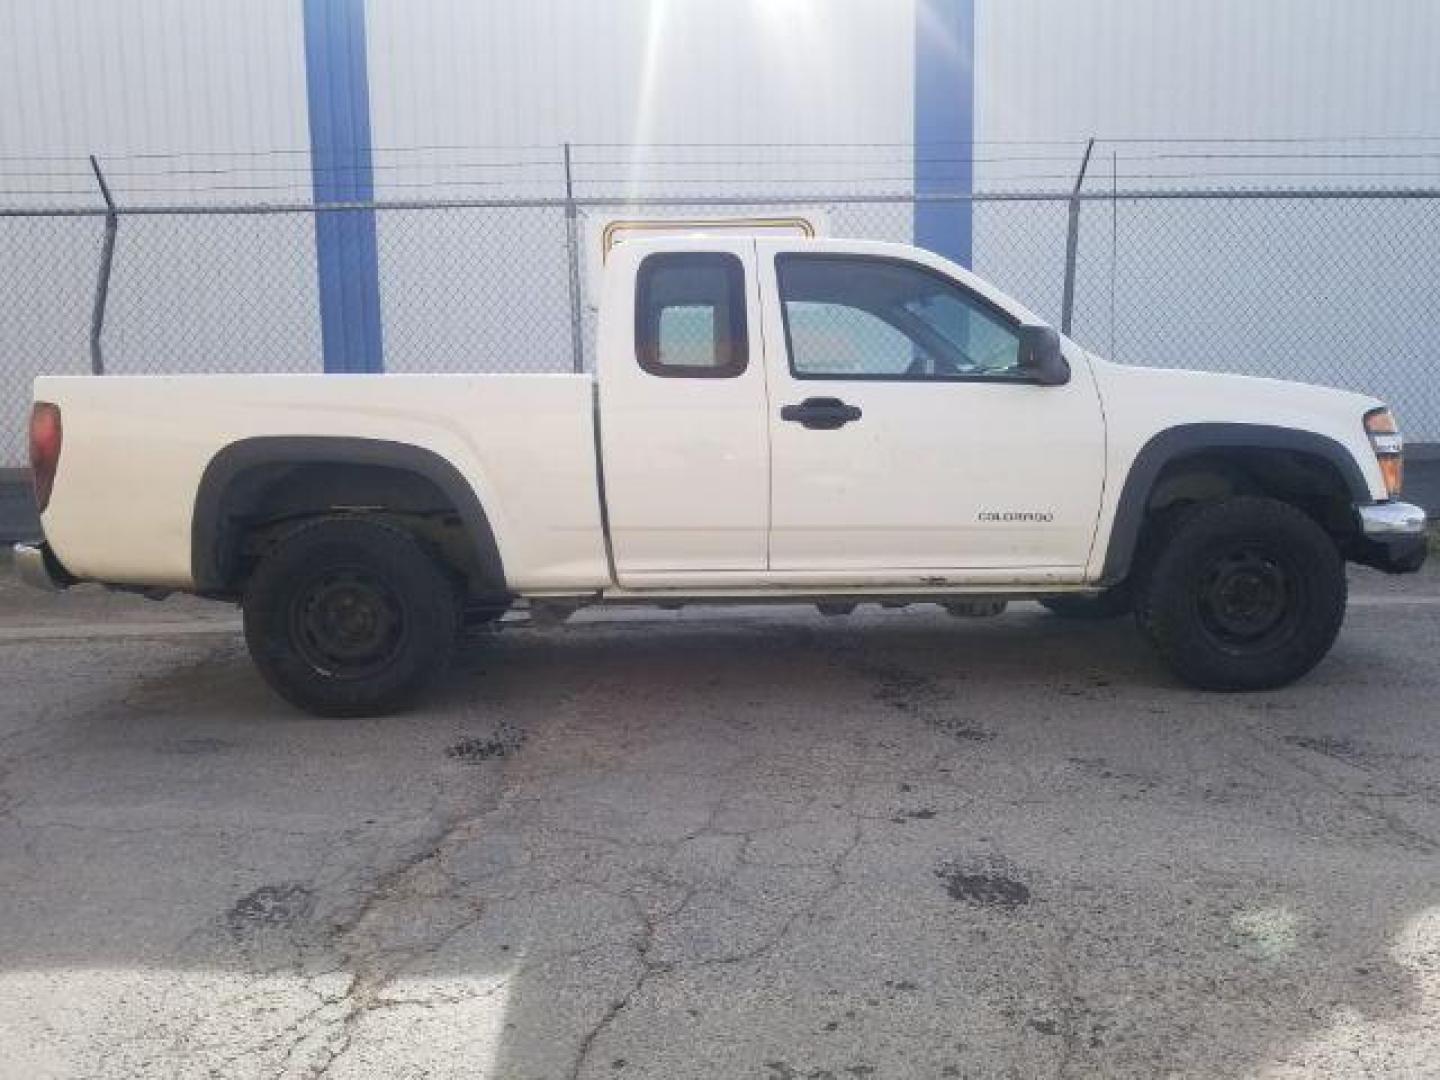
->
[243,516,459,717]
[1136,497,1346,691]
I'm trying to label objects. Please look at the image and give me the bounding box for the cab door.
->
[598,239,771,580]
[757,241,1104,577]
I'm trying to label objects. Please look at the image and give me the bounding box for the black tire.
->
[462,603,511,627]
[458,602,512,645]
[1131,504,1199,645]
[242,516,459,717]
[1040,585,1132,621]
[1135,496,1346,691]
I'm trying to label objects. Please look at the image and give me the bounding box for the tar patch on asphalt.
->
[160,736,235,755]
[865,664,946,714]
[931,719,995,741]
[1284,734,1362,761]
[891,808,937,823]
[226,883,315,933]
[447,723,523,763]
[934,861,1031,909]
[764,1062,877,1079]
[850,658,998,745]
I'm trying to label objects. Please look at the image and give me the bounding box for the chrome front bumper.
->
[1351,501,1429,573]
[12,543,67,592]
[1358,501,1428,537]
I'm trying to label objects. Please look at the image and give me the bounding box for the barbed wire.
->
[5,134,1440,162]
[3,139,1440,203]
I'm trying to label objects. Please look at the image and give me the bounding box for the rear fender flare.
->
[191,436,504,594]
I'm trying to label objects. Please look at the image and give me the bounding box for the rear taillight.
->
[28,402,62,513]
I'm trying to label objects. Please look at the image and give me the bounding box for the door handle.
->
[780,397,863,430]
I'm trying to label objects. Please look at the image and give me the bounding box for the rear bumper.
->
[1350,501,1429,573]
[12,542,73,592]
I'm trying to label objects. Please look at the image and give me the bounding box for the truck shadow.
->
[1,604,1437,1077]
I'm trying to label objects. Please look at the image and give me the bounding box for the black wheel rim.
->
[289,565,408,679]
[1195,542,1301,652]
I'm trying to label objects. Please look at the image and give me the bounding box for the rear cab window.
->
[635,253,748,378]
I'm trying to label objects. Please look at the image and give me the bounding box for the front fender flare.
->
[1097,423,1370,584]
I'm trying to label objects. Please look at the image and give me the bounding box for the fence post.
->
[1059,137,1095,337]
[87,154,118,376]
[563,143,585,374]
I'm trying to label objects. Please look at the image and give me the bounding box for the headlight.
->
[1364,407,1404,497]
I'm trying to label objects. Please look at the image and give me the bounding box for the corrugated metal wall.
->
[0,0,312,200]
[978,0,1440,153]
[366,0,913,153]
[7,0,1438,191]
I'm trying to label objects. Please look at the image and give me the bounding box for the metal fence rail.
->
[3,179,1439,465]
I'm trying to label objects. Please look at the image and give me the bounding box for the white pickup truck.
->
[15,234,1428,715]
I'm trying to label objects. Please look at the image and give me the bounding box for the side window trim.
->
[634,251,750,379]
[775,252,1030,384]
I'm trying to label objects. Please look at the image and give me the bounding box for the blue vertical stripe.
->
[913,0,975,267]
[303,0,383,373]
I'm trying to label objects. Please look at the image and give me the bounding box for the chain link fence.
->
[0,215,105,464]
[3,183,1439,465]
[1068,192,1440,441]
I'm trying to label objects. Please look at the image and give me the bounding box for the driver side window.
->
[777,254,1024,381]
[783,302,915,377]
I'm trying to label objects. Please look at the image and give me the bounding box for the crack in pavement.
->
[566,785,866,1080]
[1235,720,1440,853]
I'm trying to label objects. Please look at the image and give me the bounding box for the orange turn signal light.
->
[1377,454,1404,498]
[1364,408,1403,497]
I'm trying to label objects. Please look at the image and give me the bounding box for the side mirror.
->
[1017,324,1070,386]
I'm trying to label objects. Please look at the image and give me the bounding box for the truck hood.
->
[1087,354,1384,431]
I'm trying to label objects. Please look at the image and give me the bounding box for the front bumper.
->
[1350,501,1430,573]
[12,543,72,592]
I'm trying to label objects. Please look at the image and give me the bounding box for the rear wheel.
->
[1136,497,1346,690]
[243,516,458,717]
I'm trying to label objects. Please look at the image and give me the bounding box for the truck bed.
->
[34,373,608,591]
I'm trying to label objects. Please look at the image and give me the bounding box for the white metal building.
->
[2,0,1439,463]
[7,2,1439,183]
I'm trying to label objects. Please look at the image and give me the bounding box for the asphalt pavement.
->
[2,553,1439,1078]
